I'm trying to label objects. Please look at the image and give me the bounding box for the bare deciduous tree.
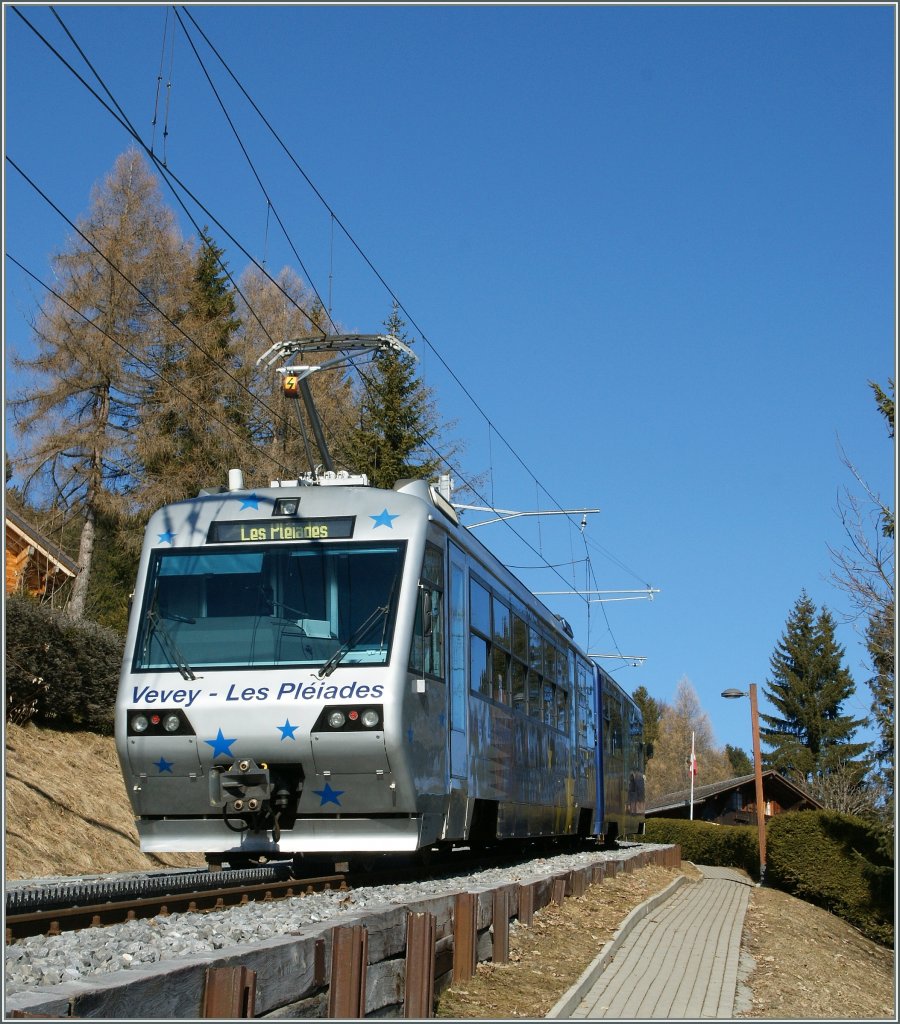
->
[10,149,190,618]
[828,379,894,802]
[644,677,733,803]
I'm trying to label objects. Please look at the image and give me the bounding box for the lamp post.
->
[722,683,767,886]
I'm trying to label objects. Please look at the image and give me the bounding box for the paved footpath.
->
[548,865,754,1019]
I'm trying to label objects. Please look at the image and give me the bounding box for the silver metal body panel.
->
[116,478,644,856]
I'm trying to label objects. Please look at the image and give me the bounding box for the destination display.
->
[207,517,355,543]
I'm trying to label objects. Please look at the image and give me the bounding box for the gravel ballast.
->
[5,847,634,995]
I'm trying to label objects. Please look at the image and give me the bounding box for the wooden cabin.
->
[645,770,822,826]
[5,509,80,602]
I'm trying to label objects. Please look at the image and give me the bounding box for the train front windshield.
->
[133,542,406,671]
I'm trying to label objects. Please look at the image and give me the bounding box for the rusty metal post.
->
[201,966,257,1018]
[492,888,509,964]
[328,924,368,1018]
[452,892,477,982]
[405,911,436,1018]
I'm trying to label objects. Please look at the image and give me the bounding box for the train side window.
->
[470,579,490,636]
[511,659,527,714]
[492,596,510,649]
[470,634,490,696]
[512,614,528,663]
[529,626,543,678]
[527,667,542,718]
[543,682,554,725]
[424,585,444,678]
[557,687,569,732]
[492,645,510,705]
[410,542,445,679]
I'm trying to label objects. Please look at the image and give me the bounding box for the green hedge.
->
[4,595,125,734]
[767,810,893,947]
[645,812,894,947]
[644,817,760,877]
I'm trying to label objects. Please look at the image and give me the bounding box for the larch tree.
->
[760,591,868,785]
[643,677,732,803]
[9,148,191,619]
[230,266,358,487]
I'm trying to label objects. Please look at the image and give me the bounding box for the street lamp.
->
[722,683,767,886]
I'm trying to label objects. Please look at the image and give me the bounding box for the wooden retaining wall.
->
[6,844,681,1019]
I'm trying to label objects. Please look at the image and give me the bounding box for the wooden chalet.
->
[5,509,80,603]
[645,770,822,826]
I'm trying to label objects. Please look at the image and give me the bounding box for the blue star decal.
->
[157,531,176,545]
[370,508,399,529]
[277,719,299,741]
[239,494,260,510]
[154,757,174,773]
[204,728,237,759]
[313,782,344,807]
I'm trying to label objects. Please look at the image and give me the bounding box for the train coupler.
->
[210,758,271,814]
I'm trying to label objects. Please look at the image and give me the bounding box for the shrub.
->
[4,595,124,734]
[644,817,760,877]
[767,810,893,947]
[645,811,894,947]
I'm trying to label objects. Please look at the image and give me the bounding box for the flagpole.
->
[689,732,696,820]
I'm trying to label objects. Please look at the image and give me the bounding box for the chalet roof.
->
[646,769,822,815]
[5,509,80,577]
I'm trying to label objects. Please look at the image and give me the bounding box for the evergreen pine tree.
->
[132,229,247,509]
[761,591,868,783]
[725,744,753,776]
[349,305,448,488]
[631,685,661,759]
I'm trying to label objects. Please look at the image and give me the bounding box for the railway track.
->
[5,871,347,942]
[5,840,621,943]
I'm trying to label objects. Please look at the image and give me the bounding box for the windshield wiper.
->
[317,602,390,679]
[143,587,197,681]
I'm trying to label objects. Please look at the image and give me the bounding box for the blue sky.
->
[4,4,896,758]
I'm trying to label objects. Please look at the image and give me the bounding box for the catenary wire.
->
[177,6,649,595]
[25,6,326,353]
[17,6,645,658]
[6,252,295,481]
[5,165,305,480]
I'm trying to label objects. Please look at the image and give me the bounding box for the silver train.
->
[115,470,646,868]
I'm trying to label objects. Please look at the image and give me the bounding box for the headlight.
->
[162,714,181,733]
[131,714,149,733]
[328,710,346,729]
[361,709,380,728]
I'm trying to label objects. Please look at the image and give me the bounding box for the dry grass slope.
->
[4,722,204,878]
